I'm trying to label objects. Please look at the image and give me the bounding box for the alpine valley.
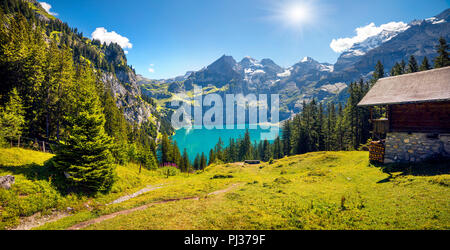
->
[139,8,450,121]
[0,0,449,232]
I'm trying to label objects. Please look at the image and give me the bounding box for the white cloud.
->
[39,2,58,16]
[91,27,133,50]
[330,21,408,53]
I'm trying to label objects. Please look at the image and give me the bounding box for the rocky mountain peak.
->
[209,55,237,70]
[300,56,316,63]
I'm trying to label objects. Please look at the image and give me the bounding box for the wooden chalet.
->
[358,66,450,164]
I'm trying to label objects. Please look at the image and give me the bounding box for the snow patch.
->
[320,65,334,72]
[432,19,446,24]
[251,69,266,75]
[277,69,291,77]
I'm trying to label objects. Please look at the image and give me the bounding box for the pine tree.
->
[209,149,216,165]
[282,120,292,156]
[0,88,25,146]
[21,26,46,138]
[390,63,399,76]
[262,140,271,162]
[400,60,406,74]
[325,102,336,151]
[193,154,200,170]
[373,60,385,80]
[172,141,182,168]
[335,103,347,150]
[160,133,172,164]
[214,137,224,161]
[419,56,431,71]
[42,43,75,141]
[226,138,237,163]
[317,103,325,151]
[200,152,207,170]
[273,137,283,159]
[239,130,252,161]
[182,148,190,172]
[51,64,116,193]
[407,55,419,73]
[434,37,450,68]
[137,145,157,172]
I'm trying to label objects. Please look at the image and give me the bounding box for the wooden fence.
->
[7,136,56,153]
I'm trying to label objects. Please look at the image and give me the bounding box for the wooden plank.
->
[389,102,450,132]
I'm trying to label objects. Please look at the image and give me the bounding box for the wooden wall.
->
[389,101,450,133]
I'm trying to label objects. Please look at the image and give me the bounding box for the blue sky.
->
[41,0,449,79]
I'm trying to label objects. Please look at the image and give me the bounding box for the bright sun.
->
[287,6,309,23]
[268,0,317,30]
[264,0,321,33]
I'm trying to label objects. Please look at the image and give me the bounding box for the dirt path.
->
[68,183,242,230]
[106,184,164,205]
[9,184,166,230]
[10,211,70,230]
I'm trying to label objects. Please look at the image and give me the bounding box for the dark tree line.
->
[390,37,449,76]
[159,133,193,172]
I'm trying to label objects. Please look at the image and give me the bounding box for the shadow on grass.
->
[0,163,53,182]
[0,159,98,197]
[374,158,450,184]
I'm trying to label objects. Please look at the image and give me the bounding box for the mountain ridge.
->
[139,8,449,120]
[2,0,171,140]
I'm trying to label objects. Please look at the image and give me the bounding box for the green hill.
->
[2,148,448,230]
[0,148,163,229]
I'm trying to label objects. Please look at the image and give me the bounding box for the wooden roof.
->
[358,66,450,106]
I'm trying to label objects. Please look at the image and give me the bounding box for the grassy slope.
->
[1,148,448,230]
[0,148,164,229]
[39,151,450,230]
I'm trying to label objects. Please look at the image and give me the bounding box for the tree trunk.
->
[56,121,60,142]
[46,86,51,139]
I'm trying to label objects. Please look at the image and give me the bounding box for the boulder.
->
[0,175,15,190]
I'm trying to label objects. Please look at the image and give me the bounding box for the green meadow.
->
[0,148,449,230]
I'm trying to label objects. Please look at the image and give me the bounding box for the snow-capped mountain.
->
[335,9,449,73]
[234,57,284,90]
[236,57,283,78]
[335,24,410,71]
[141,8,450,120]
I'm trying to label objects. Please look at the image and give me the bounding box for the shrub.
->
[308,170,329,177]
[274,177,291,184]
[211,174,234,179]
[159,166,180,178]
[429,176,450,187]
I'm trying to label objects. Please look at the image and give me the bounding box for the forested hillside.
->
[0,0,174,183]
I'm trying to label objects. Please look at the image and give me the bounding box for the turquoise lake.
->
[172,124,281,161]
